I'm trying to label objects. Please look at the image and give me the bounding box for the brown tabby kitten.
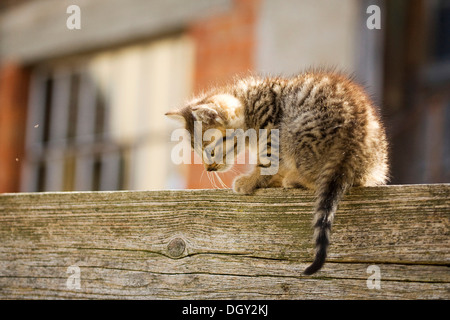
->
[166,71,389,275]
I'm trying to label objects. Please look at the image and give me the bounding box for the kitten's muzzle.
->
[205,163,231,172]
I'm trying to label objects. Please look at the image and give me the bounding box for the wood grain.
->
[0,184,449,299]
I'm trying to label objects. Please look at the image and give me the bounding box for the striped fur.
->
[166,71,389,274]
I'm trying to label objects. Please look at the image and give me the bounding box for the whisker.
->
[229,166,241,177]
[230,167,240,174]
[206,172,213,185]
[212,173,220,189]
[208,171,219,189]
[215,172,229,188]
[200,169,206,183]
[214,172,223,188]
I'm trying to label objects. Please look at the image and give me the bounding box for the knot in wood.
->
[167,237,186,258]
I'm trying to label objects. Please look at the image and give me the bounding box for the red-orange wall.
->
[0,63,29,193]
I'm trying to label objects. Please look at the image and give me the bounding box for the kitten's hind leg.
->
[282,174,306,189]
[266,174,284,188]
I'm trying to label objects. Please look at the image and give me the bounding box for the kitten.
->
[165,71,389,275]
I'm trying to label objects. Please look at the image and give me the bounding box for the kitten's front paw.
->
[232,174,258,195]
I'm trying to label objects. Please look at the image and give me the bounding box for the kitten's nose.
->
[207,167,216,172]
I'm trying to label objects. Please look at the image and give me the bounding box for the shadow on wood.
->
[0,184,449,299]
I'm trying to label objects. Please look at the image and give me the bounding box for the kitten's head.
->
[165,94,244,172]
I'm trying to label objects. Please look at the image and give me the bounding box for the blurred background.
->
[0,0,449,193]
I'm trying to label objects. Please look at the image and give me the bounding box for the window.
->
[21,35,194,192]
[433,0,450,62]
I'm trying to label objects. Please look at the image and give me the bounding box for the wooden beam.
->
[0,184,449,299]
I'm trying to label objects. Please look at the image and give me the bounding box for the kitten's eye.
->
[211,150,215,157]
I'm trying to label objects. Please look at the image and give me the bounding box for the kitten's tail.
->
[303,165,352,275]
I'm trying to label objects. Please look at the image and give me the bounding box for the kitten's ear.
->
[165,110,186,124]
[191,104,224,125]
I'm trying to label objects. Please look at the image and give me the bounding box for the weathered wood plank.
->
[0,184,449,299]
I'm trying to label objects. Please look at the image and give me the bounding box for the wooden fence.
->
[0,184,449,299]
